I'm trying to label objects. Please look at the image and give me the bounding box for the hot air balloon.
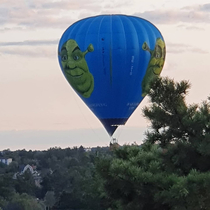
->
[58,14,166,136]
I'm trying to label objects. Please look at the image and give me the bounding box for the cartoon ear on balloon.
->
[84,44,94,55]
[142,42,152,55]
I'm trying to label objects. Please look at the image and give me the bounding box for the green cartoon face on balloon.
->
[60,39,94,98]
[141,38,166,97]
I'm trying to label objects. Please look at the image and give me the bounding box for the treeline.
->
[0,146,112,210]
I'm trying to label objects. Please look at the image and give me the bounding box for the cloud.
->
[0,7,9,25]
[41,0,99,10]
[0,0,102,29]
[0,26,25,32]
[0,127,145,150]
[200,3,210,12]
[134,4,210,25]
[0,39,58,56]
[167,43,209,54]
[177,24,205,31]
[0,39,59,46]
[183,3,210,12]
[1,1,210,30]
[0,45,57,57]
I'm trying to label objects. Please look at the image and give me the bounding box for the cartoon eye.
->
[62,54,68,61]
[73,55,79,60]
[155,53,161,59]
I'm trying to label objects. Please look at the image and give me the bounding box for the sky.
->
[0,0,210,150]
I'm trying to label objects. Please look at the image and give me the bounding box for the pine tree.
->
[143,77,210,174]
[96,77,210,210]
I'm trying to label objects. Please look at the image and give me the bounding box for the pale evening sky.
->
[0,0,210,150]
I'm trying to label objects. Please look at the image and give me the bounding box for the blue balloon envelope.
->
[58,14,166,136]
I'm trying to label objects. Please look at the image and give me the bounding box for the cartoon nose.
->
[66,60,76,69]
[157,58,164,66]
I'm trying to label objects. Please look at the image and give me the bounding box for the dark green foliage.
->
[4,193,43,210]
[143,77,191,147]
[97,145,170,210]
[14,171,38,196]
[96,77,210,210]
[97,145,210,209]
[144,77,210,174]
[0,146,110,210]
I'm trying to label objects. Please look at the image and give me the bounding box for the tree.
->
[44,191,56,210]
[0,173,15,208]
[4,193,44,210]
[143,77,210,174]
[14,170,38,196]
[96,77,210,210]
